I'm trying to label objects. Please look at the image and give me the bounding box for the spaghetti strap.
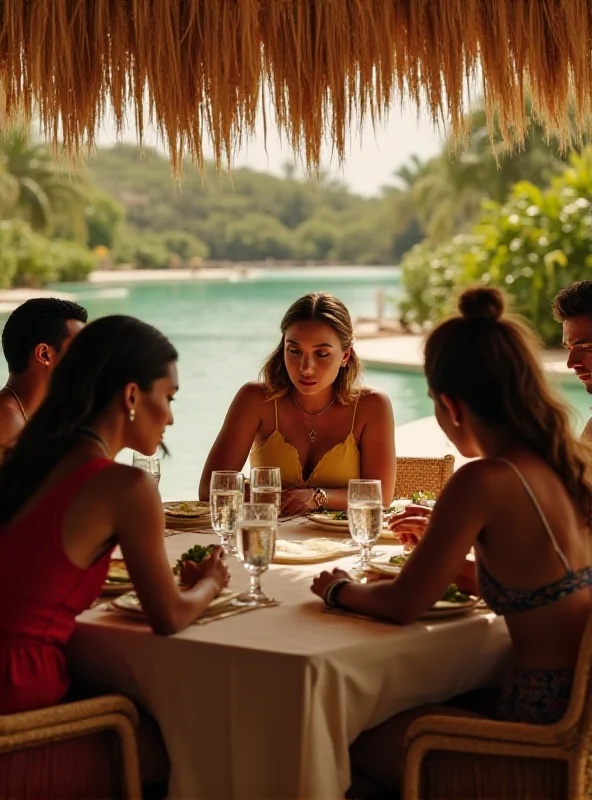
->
[495,458,571,572]
[350,394,360,433]
[274,399,279,430]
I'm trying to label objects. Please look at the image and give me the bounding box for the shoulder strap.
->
[495,457,571,572]
[350,393,361,433]
[274,399,279,430]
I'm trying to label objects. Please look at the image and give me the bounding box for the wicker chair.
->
[0,694,142,799]
[403,613,592,800]
[395,455,455,500]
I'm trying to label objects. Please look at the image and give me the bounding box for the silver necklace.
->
[77,427,112,458]
[293,392,336,443]
[4,385,28,422]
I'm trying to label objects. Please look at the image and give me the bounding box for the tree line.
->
[0,106,581,311]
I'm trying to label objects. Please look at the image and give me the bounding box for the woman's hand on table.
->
[281,487,317,516]
[178,547,230,593]
[311,567,352,600]
[387,504,432,547]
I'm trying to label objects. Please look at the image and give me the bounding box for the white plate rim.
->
[111,588,237,616]
[421,598,479,619]
[164,500,211,518]
[308,513,350,528]
[306,517,396,539]
[367,558,404,575]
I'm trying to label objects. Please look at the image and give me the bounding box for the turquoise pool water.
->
[0,267,586,500]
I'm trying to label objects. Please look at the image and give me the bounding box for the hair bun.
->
[458,286,504,322]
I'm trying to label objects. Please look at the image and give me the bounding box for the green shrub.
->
[50,240,97,282]
[399,149,592,345]
[0,220,54,288]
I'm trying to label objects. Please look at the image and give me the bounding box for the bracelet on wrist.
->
[312,487,328,509]
[324,578,352,608]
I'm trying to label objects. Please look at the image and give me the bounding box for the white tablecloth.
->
[69,522,511,800]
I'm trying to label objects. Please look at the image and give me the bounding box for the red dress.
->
[0,458,115,714]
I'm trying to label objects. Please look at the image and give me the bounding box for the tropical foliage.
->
[0,103,585,310]
[399,150,592,345]
[0,220,96,289]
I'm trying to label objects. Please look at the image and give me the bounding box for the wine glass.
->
[250,467,282,514]
[132,452,161,487]
[348,479,383,573]
[210,471,244,554]
[234,503,277,606]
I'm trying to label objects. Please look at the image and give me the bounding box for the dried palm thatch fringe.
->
[0,0,591,174]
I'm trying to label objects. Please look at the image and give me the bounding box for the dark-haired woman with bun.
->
[0,316,229,717]
[200,292,396,515]
[312,287,592,793]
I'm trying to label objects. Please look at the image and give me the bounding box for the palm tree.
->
[406,103,568,244]
[0,128,89,236]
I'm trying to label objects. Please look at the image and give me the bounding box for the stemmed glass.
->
[234,503,277,606]
[210,471,244,555]
[347,479,383,573]
[250,467,282,514]
[132,452,161,487]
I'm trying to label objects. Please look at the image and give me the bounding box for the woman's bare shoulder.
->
[446,458,510,492]
[356,386,393,412]
[233,382,269,408]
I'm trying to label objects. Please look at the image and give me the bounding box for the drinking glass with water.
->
[234,503,277,606]
[132,453,161,487]
[348,479,383,572]
[250,467,282,514]
[210,471,244,555]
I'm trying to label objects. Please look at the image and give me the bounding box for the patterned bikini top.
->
[477,458,592,616]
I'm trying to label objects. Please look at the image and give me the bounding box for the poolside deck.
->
[355,334,572,377]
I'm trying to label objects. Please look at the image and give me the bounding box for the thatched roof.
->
[0,1,590,172]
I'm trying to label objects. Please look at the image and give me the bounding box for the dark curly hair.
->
[552,281,592,321]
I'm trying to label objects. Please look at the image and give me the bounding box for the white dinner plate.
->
[164,500,211,519]
[421,598,479,619]
[367,557,407,576]
[102,581,134,596]
[308,513,349,529]
[111,588,238,619]
[306,515,397,539]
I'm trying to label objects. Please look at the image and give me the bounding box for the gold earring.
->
[129,409,136,422]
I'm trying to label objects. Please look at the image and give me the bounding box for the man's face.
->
[563,315,592,394]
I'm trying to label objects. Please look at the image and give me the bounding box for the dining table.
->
[68,518,511,800]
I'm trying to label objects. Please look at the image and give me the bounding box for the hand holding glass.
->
[348,479,383,572]
[132,453,161,487]
[210,471,244,554]
[234,503,277,606]
[250,467,282,514]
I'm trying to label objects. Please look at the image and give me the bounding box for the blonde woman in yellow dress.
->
[199,293,396,515]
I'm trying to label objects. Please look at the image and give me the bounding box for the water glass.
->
[132,452,161,487]
[250,466,282,514]
[348,479,383,572]
[234,503,277,606]
[210,471,244,554]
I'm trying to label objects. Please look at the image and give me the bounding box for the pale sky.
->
[96,103,446,198]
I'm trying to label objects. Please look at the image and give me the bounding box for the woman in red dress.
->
[0,315,229,715]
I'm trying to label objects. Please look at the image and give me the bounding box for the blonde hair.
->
[425,286,592,524]
[260,292,361,405]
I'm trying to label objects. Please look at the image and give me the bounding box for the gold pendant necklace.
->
[293,392,335,443]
